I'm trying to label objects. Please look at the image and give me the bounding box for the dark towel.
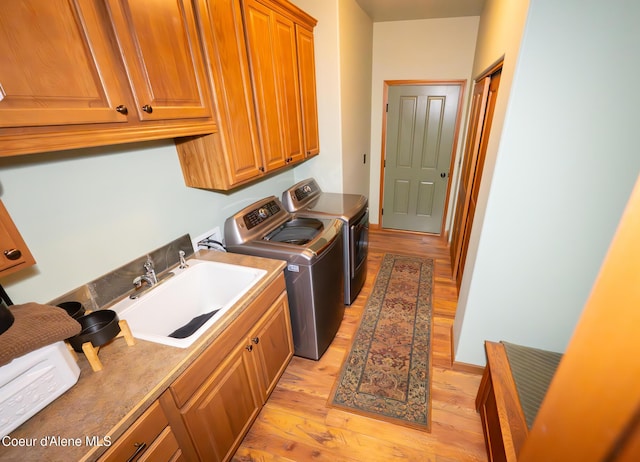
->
[168,310,220,339]
[0,303,82,366]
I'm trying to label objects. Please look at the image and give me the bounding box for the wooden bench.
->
[475,341,562,461]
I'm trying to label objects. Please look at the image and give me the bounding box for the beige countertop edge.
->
[1,251,286,462]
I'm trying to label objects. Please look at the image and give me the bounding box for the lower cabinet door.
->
[181,341,261,462]
[251,292,294,401]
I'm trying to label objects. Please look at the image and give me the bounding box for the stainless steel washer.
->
[282,178,368,305]
[224,196,345,360]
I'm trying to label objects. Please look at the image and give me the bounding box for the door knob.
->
[440,172,448,178]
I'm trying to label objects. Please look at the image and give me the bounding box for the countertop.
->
[0,251,286,462]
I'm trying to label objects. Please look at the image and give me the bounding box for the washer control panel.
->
[243,200,281,230]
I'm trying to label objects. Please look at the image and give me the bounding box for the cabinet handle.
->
[142,104,153,113]
[126,442,147,462]
[245,344,253,352]
[115,105,128,115]
[251,337,260,344]
[258,166,265,172]
[4,249,22,261]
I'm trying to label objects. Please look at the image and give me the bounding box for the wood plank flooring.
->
[233,229,487,461]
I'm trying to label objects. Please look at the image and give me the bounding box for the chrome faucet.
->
[133,257,157,289]
[130,256,175,299]
[178,250,189,269]
[143,257,158,284]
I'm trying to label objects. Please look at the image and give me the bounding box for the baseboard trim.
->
[449,324,455,367]
[369,223,446,239]
[452,361,485,375]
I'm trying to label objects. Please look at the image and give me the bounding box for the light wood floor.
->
[234,229,487,461]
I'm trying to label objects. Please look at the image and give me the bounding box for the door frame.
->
[379,80,466,236]
[450,59,503,288]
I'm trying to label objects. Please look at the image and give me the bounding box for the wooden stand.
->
[475,341,528,461]
[67,320,135,372]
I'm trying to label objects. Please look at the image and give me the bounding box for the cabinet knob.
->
[245,345,253,352]
[251,337,260,344]
[142,104,153,114]
[115,105,128,115]
[4,249,22,261]
[258,166,265,173]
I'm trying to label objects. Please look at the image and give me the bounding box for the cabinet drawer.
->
[138,426,181,462]
[99,401,168,462]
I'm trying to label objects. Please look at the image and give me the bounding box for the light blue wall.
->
[368,16,480,226]
[0,140,294,304]
[288,0,344,193]
[454,0,640,365]
[289,0,373,198]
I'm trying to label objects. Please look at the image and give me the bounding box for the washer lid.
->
[263,218,324,245]
[304,193,368,220]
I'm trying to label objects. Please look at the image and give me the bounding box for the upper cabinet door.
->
[243,0,303,170]
[0,0,130,128]
[295,25,319,158]
[105,0,211,121]
[272,13,303,164]
[0,200,35,277]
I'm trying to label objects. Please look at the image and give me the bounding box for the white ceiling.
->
[355,0,486,22]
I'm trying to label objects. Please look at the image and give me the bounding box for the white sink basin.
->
[110,259,266,348]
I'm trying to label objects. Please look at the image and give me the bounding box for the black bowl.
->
[56,301,86,319]
[68,310,120,352]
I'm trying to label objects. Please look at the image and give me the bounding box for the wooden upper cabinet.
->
[243,0,303,170]
[0,0,130,128]
[104,0,211,121]
[0,0,214,157]
[0,200,35,277]
[175,0,263,190]
[175,0,318,191]
[296,25,319,158]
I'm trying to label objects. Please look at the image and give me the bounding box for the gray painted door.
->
[382,84,461,233]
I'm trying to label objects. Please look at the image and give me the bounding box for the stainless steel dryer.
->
[224,196,345,360]
[282,178,368,305]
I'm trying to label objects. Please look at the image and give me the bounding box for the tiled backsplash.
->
[49,234,194,311]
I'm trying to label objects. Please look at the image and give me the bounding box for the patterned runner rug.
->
[329,253,433,431]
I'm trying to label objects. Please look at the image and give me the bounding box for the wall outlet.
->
[191,226,223,251]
